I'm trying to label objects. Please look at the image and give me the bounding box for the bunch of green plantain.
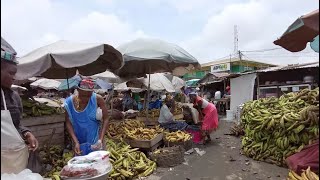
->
[22,98,64,118]
[106,139,157,179]
[38,145,74,179]
[241,88,319,166]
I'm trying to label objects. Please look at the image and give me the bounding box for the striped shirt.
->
[1,87,30,136]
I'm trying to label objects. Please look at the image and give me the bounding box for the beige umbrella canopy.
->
[116,38,200,79]
[126,73,176,92]
[15,40,123,80]
[92,70,123,84]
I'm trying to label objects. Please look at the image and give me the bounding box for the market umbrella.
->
[127,73,176,93]
[92,70,124,84]
[14,40,123,80]
[163,73,186,92]
[12,85,27,91]
[30,78,61,90]
[274,9,319,52]
[186,79,200,87]
[116,38,200,78]
[116,38,200,117]
[58,74,112,91]
[14,77,39,86]
[114,82,144,93]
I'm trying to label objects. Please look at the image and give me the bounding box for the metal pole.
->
[111,83,114,117]
[66,69,70,93]
[223,79,226,94]
[257,73,260,99]
[146,67,151,120]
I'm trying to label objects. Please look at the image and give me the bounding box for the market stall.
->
[254,62,319,99]
[20,98,65,147]
[198,72,240,115]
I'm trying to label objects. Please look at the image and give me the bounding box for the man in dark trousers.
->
[1,37,39,173]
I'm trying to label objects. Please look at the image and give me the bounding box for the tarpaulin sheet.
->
[286,140,319,175]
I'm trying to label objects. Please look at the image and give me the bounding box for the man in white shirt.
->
[214,90,221,105]
[158,95,188,131]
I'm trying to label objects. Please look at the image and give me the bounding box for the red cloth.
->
[286,140,319,175]
[186,129,202,144]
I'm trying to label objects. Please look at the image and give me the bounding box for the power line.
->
[241,47,282,52]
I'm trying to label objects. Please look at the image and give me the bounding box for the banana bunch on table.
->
[241,88,319,166]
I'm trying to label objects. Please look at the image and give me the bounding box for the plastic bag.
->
[27,151,42,174]
[62,151,112,179]
[91,140,103,151]
[286,140,319,175]
[1,169,43,180]
[96,107,102,121]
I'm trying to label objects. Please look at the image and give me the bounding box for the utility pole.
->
[234,25,238,54]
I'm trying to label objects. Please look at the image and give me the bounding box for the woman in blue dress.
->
[64,78,109,156]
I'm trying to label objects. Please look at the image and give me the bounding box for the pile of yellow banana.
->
[241,88,319,166]
[287,167,319,180]
[125,126,163,140]
[173,103,183,115]
[137,103,183,118]
[164,130,192,142]
[107,120,145,139]
[138,109,160,117]
[107,139,156,179]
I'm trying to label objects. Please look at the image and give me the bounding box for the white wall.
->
[230,73,257,113]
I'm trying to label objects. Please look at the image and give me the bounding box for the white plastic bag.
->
[1,169,43,180]
[96,107,102,121]
[62,151,112,179]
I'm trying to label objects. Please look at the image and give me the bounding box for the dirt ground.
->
[144,120,289,180]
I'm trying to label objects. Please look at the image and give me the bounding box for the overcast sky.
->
[1,0,319,65]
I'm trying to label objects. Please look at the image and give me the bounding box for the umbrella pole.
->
[111,84,114,118]
[66,69,70,94]
[146,67,151,120]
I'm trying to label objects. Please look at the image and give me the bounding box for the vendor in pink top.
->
[189,92,219,144]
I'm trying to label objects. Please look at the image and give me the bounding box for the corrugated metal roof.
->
[198,72,240,85]
[242,61,319,74]
[211,72,231,78]
[201,58,277,67]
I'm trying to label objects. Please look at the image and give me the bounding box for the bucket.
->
[225,110,235,121]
